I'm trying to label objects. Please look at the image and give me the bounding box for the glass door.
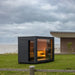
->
[37,39,53,61]
[29,40,34,61]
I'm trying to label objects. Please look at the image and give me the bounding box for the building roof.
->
[50,32,75,38]
[18,36,53,39]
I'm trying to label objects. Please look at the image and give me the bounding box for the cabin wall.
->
[61,38,75,53]
[18,37,29,63]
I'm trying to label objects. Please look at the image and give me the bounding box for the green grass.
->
[0,54,75,75]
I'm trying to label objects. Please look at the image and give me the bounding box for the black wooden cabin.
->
[18,36,54,64]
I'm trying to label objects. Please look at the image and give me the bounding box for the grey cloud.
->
[0,0,75,44]
[0,0,75,24]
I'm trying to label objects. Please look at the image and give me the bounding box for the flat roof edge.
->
[18,36,54,38]
[50,32,75,38]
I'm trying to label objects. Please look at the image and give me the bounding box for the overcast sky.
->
[0,0,75,44]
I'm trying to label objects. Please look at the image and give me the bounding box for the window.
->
[29,41,34,61]
[37,39,53,61]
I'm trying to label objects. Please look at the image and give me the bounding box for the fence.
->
[0,66,75,75]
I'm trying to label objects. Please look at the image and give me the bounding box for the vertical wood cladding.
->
[37,41,47,50]
[18,37,29,63]
[61,38,75,53]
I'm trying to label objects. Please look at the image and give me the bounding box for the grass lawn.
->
[0,54,75,75]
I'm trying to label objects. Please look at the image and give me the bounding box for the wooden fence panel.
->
[0,66,75,75]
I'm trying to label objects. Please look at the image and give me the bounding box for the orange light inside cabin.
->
[37,48,46,57]
[51,39,53,59]
[37,39,47,58]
